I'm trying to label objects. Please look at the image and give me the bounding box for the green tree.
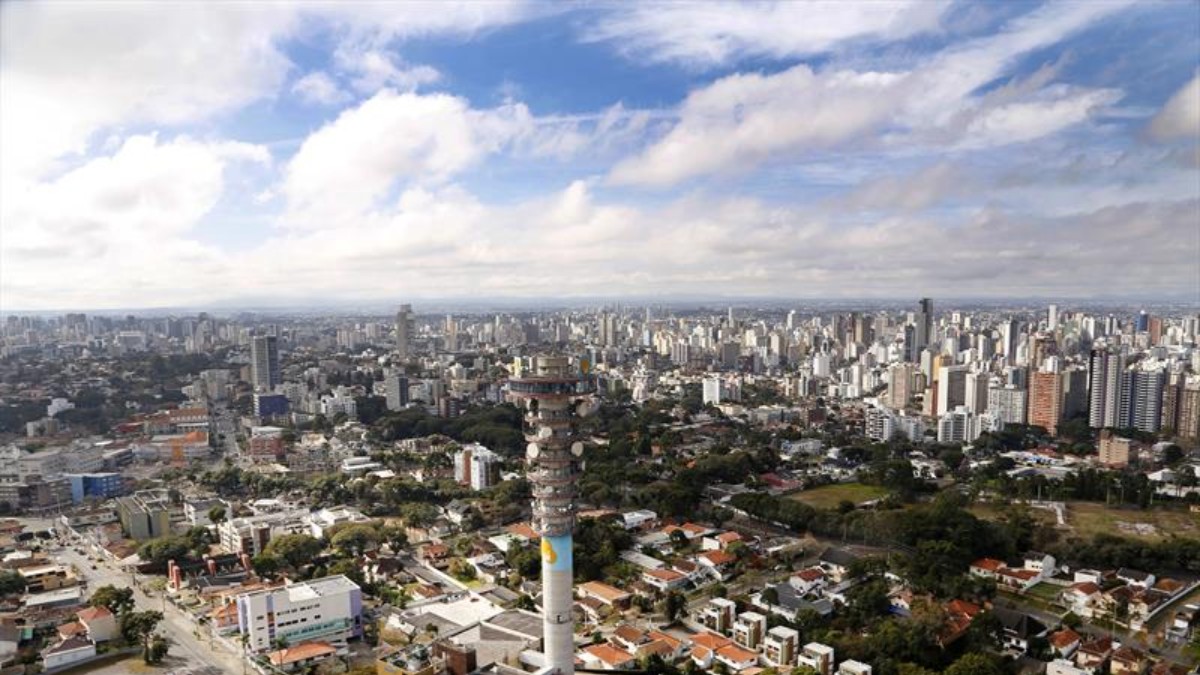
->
[331,523,380,558]
[944,653,1005,675]
[264,534,324,570]
[89,585,135,615]
[207,505,227,526]
[0,570,26,596]
[119,610,163,659]
[661,590,687,623]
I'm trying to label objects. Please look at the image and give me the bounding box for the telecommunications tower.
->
[508,355,596,675]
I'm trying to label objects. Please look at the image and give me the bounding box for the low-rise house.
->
[1048,628,1082,658]
[818,548,859,583]
[789,567,827,595]
[1047,659,1092,675]
[713,643,759,672]
[970,558,1006,579]
[994,607,1047,654]
[267,641,339,672]
[75,606,117,642]
[838,660,873,675]
[1060,582,1102,617]
[611,624,650,654]
[642,567,688,592]
[41,636,95,671]
[1110,645,1148,675]
[702,531,743,552]
[581,643,636,670]
[1074,635,1114,671]
[1116,568,1155,589]
[578,581,632,611]
[697,549,737,580]
[1023,552,1057,578]
[996,566,1041,592]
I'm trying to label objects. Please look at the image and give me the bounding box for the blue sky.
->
[1,0,1198,310]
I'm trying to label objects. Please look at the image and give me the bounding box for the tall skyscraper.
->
[1000,319,1019,366]
[250,335,280,393]
[395,304,414,359]
[1088,348,1125,429]
[1118,368,1166,433]
[509,356,595,675]
[1047,304,1058,330]
[936,364,968,416]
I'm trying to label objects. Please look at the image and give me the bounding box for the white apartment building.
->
[453,443,500,490]
[235,575,363,652]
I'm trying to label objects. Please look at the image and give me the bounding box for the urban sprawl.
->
[0,300,1197,675]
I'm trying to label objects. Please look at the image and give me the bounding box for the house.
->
[621,510,658,531]
[75,606,118,642]
[993,607,1047,653]
[702,531,743,552]
[642,631,686,662]
[697,549,737,580]
[1023,552,1057,578]
[419,543,451,567]
[642,567,688,592]
[714,643,760,672]
[970,558,1006,579]
[581,643,635,671]
[1116,568,1155,589]
[1073,569,1103,585]
[0,624,21,666]
[996,566,1041,592]
[1048,628,1081,658]
[1110,645,1148,675]
[1074,635,1114,671]
[611,624,650,654]
[1047,659,1092,675]
[940,599,982,645]
[1060,582,1102,617]
[796,642,834,675]
[818,548,859,583]
[789,567,826,595]
[267,641,339,672]
[689,633,733,669]
[578,581,632,610]
[41,636,95,671]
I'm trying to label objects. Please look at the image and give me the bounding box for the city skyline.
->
[2,1,1199,310]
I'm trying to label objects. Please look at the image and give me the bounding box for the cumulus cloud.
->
[609,1,1132,188]
[1148,72,1200,141]
[0,135,268,309]
[583,1,950,67]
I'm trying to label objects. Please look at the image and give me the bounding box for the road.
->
[51,537,245,675]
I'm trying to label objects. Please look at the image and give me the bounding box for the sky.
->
[1,0,1198,311]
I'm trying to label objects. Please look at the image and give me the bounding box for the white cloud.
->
[1148,72,1200,141]
[0,135,268,309]
[584,1,950,67]
[292,71,351,106]
[332,48,441,94]
[609,1,1133,188]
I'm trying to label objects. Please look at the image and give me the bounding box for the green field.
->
[788,483,889,509]
[1066,502,1200,541]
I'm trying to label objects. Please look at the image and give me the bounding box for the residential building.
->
[115,489,175,541]
[453,443,500,491]
[1099,430,1136,468]
[250,335,281,392]
[796,642,834,675]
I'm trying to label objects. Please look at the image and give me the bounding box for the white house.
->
[41,636,95,670]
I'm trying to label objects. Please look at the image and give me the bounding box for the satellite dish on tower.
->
[571,442,584,457]
[526,443,540,459]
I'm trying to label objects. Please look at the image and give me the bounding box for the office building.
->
[64,473,125,504]
[235,575,363,653]
[250,335,281,392]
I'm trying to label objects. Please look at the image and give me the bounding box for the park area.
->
[788,482,889,509]
[1066,502,1200,541]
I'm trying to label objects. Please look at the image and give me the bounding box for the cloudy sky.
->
[1,1,1198,311]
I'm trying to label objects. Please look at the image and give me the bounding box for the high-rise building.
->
[384,373,409,411]
[395,304,414,359]
[1088,348,1125,429]
[886,363,915,410]
[454,443,500,490]
[1047,304,1058,331]
[987,384,1028,425]
[250,335,280,393]
[964,371,990,414]
[1029,371,1063,435]
[508,356,596,675]
[936,364,968,416]
[1118,368,1165,433]
[1175,381,1200,440]
[1000,319,1020,366]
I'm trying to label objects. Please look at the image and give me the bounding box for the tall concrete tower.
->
[395,304,414,359]
[508,355,595,675]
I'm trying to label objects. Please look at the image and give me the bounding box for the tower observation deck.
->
[507,355,596,675]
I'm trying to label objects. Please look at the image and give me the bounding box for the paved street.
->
[48,532,246,675]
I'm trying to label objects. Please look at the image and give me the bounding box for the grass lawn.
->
[1026,582,1063,605]
[1066,502,1200,541]
[968,503,1057,526]
[788,483,889,509]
